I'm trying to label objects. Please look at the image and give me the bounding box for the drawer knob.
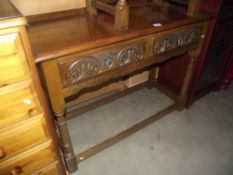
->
[10,166,23,175]
[0,146,6,159]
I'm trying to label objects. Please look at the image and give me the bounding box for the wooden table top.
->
[27,5,210,63]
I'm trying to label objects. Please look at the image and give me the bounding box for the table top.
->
[27,4,210,63]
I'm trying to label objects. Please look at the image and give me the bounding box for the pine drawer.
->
[0,140,56,175]
[31,162,61,175]
[0,114,48,160]
[0,80,42,128]
[0,29,30,87]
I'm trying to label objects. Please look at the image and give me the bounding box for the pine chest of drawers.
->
[0,1,65,174]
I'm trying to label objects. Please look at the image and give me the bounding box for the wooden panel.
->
[11,0,86,16]
[0,80,42,128]
[66,81,123,107]
[0,28,30,87]
[31,162,60,175]
[158,55,188,94]
[0,140,56,175]
[199,0,222,16]
[0,114,48,160]
[124,71,149,88]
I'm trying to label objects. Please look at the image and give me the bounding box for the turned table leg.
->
[177,20,208,110]
[42,60,78,173]
[55,110,77,173]
[178,52,198,110]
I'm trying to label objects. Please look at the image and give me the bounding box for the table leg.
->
[147,67,157,89]
[178,51,198,110]
[41,60,78,172]
[55,111,77,173]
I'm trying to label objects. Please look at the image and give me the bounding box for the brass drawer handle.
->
[0,146,6,159]
[10,166,23,175]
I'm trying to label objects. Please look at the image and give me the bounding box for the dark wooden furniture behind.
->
[157,0,233,106]
[197,0,233,93]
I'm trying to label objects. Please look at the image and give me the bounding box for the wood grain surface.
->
[27,5,209,63]
[0,28,30,86]
[0,80,42,128]
[0,140,56,175]
[0,114,48,160]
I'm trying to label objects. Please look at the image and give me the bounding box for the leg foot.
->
[65,155,78,173]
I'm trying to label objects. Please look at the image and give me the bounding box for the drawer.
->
[154,26,202,55]
[0,140,56,175]
[31,162,60,175]
[0,80,42,128]
[58,40,147,87]
[0,29,30,86]
[0,114,48,160]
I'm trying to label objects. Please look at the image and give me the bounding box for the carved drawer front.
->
[0,140,56,175]
[0,114,48,160]
[0,80,42,128]
[0,30,30,87]
[154,27,202,55]
[58,43,145,87]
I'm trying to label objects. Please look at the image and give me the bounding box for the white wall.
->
[11,0,86,16]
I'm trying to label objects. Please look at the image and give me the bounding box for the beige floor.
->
[69,84,233,175]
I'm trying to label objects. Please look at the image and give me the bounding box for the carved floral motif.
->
[67,57,101,83]
[155,35,177,54]
[155,27,202,55]
[117,45,144,66]
[66,44,144,83]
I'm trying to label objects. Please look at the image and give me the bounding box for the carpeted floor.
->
[69,85,233,175]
